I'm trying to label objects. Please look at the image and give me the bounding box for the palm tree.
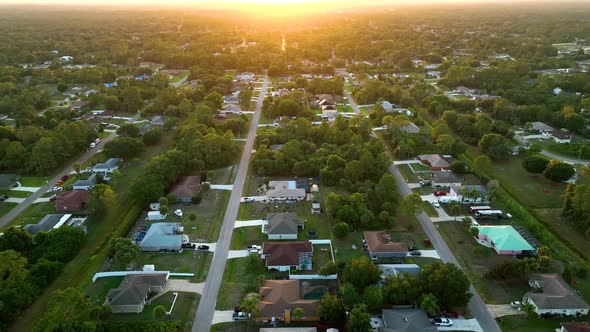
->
[420,293,440,317]
[449,201,460,221]
[521,302,537,318]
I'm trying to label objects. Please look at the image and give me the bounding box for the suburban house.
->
[151,116,165,126]
[72,173,97,190]
[524,274,590,316]
[320,109,338,121]
[315,94,336,107]
[528,121,555,133]
[91,158,122,174]
[263,213,305,240]
[561,322,590,332]
[24,214,87,235]
[543,129,572,144]
[379,309,437,332]
[418,154,453,171]
[449,184,490,204]
[364,231,408,259]
[220,104,242,115]
[69,100,88,111]
[0,173,18,190]
[224,91,240,104]
[266,180,306,201]
[235,72,255,83]
[55,190,88,212]
[431,171,462,188]
[476,225,535,256]
[257,279,320,323]
[399,122,420,134]
[106,273,169,313]
[169,175,202,203]
[139,223,188,252]
[261,241,313,271]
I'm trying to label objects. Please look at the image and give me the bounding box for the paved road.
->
[171,73,189,88]
[0,131,119,229]
[191,75,269,332]
[389,164,501,332]
[540,149,590,165]
[344,88,500,332]
[343,89,361,115]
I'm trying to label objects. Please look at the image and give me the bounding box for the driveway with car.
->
[407,250,441,259]
[436,318,483,332]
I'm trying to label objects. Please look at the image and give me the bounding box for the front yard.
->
[3,202,56,230]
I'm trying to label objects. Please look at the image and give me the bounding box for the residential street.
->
[539,149,590,165]
[191,75,269,332]
[343,89,361,115]
[0,129,121,228]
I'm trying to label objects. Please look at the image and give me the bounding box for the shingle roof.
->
[262,241,312,267]
[55,190,88,211]
[477,226,533,251]
[264,213,304,236]
[380,309,437,332]
[432,171,461,184]
[72,173,96,187]
[527,274,590,310]
[92,158,122,170]
[106,273,168,306]
[140,223,183,250]
[364,231,408,254]
[0,174,17,187]
[257,279,319,319]
[561,322,590,332]
[418,154,451,168]
[399,122,420,134]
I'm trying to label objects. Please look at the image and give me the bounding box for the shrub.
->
[191,194,203,204]
[333,222,350,238]
[522,155,550,173]
[543,160,575,182]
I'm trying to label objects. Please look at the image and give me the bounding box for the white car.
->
[471,220,480,227]
[50,186,63,192]
[89,142,96,149]
[433,317,453,326]
[432,201,441,208]
[510,301,522,308]
[174,209,183,217]
[248,248,261,254]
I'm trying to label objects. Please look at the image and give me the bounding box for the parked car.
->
[248,248,261,254]
[408,246,418,252]
[247,245,261,250]
[471,220,480,227]
[51,186,62,192]
[56,180,64,186]
[443,311,460,318]
[420,180,432,187]
[432,201,440,208]
[182,243,196,249]
[242,197,254,202]
[0,195,7,201]
[433,191,447,196]
[49,194,58,202]
[233,312,247,320]
[61,175,69,181]
[433,317,453,326]
[510,301,522,308]
[89,142,96,149]
[410,250,422,256]
[197,245,210,251]
[174,209,183,217]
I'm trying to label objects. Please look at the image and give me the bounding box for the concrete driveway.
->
[210,184,233,190]
[4,197,25,203]
[228,250,250,259]
[234,219,267,228]
[212,310,235,324]
[408,250,441,259]
[240,196,268,202]
[192,243,216,252]
[164,279,205,294]
[393,160,420,165]
[487,304,522,318]
[14,185,42,192]
[431,215,473,223]
[437,318,483,332]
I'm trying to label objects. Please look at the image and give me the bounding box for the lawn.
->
[86,276,125,305]
[397,164,420,183]
[0,202,17,219]
[533,208,590,262]
[0,190,31,198]
[337,105,354,113]
[4,202,56,230]
[437,221,529,304]
[408,163,431,172]
[134,251,213,282]
[498,314,590,332]
[491,157,566,209]
[19,176,47,187]
[170,71,190,83]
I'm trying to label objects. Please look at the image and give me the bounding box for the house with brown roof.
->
[169,175,202,203]
[418,154,453,171]
[105,273,168,313]
[261,241,313,272]
[364,231,408,259]
[542,129,572,144]
[561,322,590,332]
[69,100,88,111]
[523,274,590,316]
[263,213,305,240]
[55,190,88,212]
[257,279,320,323]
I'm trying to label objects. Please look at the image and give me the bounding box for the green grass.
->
[408,163,431,172]
[19,176,47,187]
[0,190,31,198]
[0,202,17,218]
[397,164,420,183]
[498,314,590,332]
[169,71,189,84]
[491,157,566,209]
[134,252,213,281]
[337,105,354,113]
[109,292,198,327]
[421,201,439,217]
[86,276,125,305]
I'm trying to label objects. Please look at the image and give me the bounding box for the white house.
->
[449,185,490,204]
[542,129,572,144]
[524,274,590,316]
[91,158,122,174]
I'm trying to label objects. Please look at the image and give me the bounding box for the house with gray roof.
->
[106,273,168,313]
[418,154,453,171]
[151,116,165,126]
[379,264,421,279]
[0,174,18,190]
[432,171,462,188]
[379,309,437,332]
[91,158,122,174]
[263,213,304,240]
[399,122,420,134]
[24,213,87,235]
[72,173,97,190]
[139,223,187,252]
[266,180,306,201]
[524,274,590,317]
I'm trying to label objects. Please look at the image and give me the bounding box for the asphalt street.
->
[191,75,269,332]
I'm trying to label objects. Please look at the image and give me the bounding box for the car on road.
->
[433,191,447,196]
[50,186,62,192]
[89,142,96,149]
[410,250,422,256]
[510,301,522,308]
[233,312,248,320]
[433,317,453,326]
[432,201,440,208]
[0,195,7,201]
[197,245,210,251]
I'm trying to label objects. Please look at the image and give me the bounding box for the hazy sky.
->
[0,0,581,5]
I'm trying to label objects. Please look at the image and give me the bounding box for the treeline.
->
[0,227,86,330]
[0,121,96,175]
